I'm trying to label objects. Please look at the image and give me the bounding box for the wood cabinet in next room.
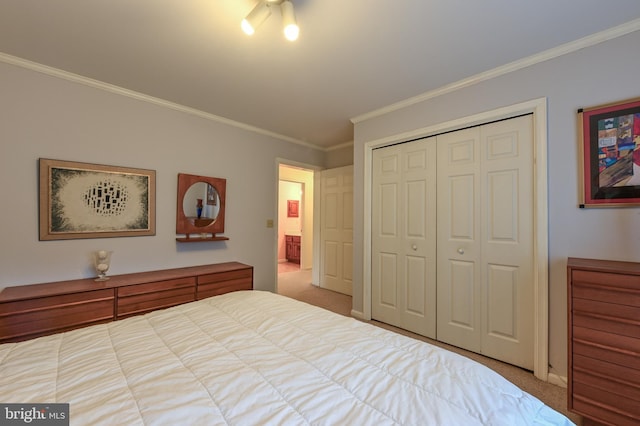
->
[286,234,301,264]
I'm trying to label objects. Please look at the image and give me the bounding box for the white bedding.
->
[0,291,573,425]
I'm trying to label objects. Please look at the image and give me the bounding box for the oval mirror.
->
[182,182,221,227]
[176,173,227,242]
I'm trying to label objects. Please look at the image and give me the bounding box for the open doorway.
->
[278,179,302,273]
[277,164,315,292]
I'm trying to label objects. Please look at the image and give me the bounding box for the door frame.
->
[275,158,323,290]
[361,98,549,381]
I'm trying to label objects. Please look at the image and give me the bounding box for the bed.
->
[0,290,573,425]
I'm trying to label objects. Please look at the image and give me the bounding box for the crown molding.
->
[351,18,640,124]
[0,52,327,152]
[326,140,353,151]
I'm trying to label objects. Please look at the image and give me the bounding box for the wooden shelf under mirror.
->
[176,236,229,243]
[176,173,227,242]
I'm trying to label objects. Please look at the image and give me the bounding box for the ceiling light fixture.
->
[241,0,299,41]
[241,2,271,36]
[280,1,299,41]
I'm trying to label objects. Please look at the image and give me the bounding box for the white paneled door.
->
[371,138,437,338]
[320,165,354,295]
[371,114,534,370]
[437,115,534,369]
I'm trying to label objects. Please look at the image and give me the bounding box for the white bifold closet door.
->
[372,114,534,370]
[371,138,437,339]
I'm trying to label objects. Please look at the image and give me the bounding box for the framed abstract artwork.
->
[39,158,156,240]
[578,97,640,207]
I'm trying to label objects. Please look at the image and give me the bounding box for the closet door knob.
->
[457,248,465,254]
[412,244,417,251]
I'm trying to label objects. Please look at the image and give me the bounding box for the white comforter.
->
[0,291,572,425]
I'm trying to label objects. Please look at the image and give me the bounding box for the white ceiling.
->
[1,1,640,150]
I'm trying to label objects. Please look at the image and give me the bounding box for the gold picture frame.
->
[39,158,156,240]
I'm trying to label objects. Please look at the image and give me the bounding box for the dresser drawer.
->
[572,395,640,426]
[197,268,253,300]
[573,298,640,338]
[573,326,640,369]
[572,354,640,399]
[571,270,640,307]
[117,277,196,319]
[572,380,640,426]
[0,289,115,342]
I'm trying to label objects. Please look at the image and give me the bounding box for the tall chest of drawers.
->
[567,257,640,426]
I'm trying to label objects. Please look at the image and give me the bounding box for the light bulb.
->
[284,23,299,41]
[241,2,271,36]
[241,19,256,36]
[281,1,298,41]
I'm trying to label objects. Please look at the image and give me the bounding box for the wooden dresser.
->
[567,257,640,426]
[0,262,253,344]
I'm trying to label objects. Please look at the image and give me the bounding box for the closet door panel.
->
[372,145,402,325]
[437,127,482,352]
[480,116,534,369]
[372,114,534,370]
[372,139,437,338]
[437,115,534,369]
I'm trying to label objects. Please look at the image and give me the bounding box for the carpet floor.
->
[277,268,581,425]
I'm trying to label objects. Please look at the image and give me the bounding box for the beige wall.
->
[325,142,353,168]
[0,60,325,292]
[352,30,640,379]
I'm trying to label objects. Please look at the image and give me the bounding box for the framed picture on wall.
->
[578,97,640,207]
[207,183,217,206]
[287,200,299,217]
[39,158,156,240]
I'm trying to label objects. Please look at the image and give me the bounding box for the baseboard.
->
[351,309,365,320]
[547,372,568,388]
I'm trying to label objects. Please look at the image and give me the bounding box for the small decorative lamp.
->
[94,250,113,281]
